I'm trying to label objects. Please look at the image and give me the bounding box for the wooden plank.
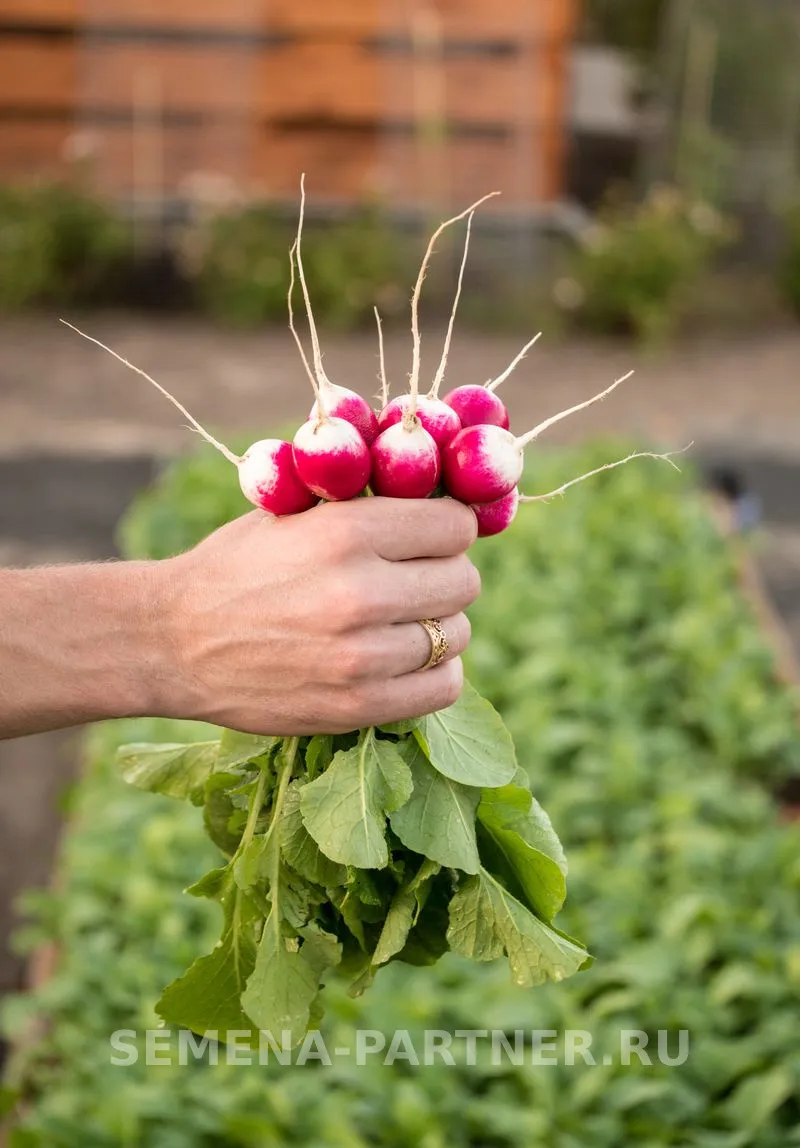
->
[86,0,265,31]
[0,37,567,127]
[0,39,76,108]
[0,0,77,24]
[252,125,562,203]
[260,40,566,126]
[0,122,71,177]
[266,0,578,41]
[80,43,260,114]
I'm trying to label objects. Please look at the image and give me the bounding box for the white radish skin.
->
[370,421,441,499]
[310,382,379,445]
[238,440,318,516]
[293,417,372,502]
[443,424,522,504]
[377,394,461,447]
[472,487,520,538]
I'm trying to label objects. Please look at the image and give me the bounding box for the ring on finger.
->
[417,617,449,671]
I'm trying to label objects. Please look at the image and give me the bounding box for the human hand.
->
[157,497,480,735]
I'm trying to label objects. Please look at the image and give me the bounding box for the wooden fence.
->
[0,0,577,208]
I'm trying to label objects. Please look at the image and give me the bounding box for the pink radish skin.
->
[310,382,379,445]
[293,417,372,501]
[238,439,318,516]
[472,487,519,538]
[377,394,461,447]
[442,424,521,504]
[442,384,510,430]
[370,421,441,499]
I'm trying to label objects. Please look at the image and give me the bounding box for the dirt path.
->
[2,314,799,457]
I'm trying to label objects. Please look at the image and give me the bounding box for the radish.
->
[369,192,500,500]
[57,322,319,518]
[293,417,371,501]
[309,383,378,446]
[472,487,520,538]
[441,331,543,430]
[238,440,318,515]
[442,384,511,431]
[370,420,441,498]
[291,175,378,447]
[443,371,636,504]
[377,394,461,447]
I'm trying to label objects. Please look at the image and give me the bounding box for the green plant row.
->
[4,443,800,1147]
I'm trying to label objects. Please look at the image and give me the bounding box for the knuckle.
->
[331,683,372,730]
[334,638,373,684]
[320,505,368,560]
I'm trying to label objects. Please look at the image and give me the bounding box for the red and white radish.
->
[370,420,441,498]
[442,384,511,431]
[293,416,371,501]
[443,371,636,504]
[238,439,318,515]
[472,487,520,538]
[291,175,379,451]
[377,393,461,447]
[309,383,378,446]
[58,321,320,518]
[441,331,542,430]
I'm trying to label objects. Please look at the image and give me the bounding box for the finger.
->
[350,657,465,728]
[354,497,478,560]
[368,613,471,678]
[374,555,481,624]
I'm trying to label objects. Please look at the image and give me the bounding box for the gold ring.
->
[417,618,449,670]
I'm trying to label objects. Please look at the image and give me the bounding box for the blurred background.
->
[2,1,800,1143]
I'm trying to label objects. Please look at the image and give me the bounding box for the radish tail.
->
[485,331,542,393]
[288,241,325,416]
[59,320,240,466]
[293,173,330,389]
[428,209,475,399]
[374,306,389,408]
[407,190,500,424]
[520,446,692,503]
[516,370,635,449]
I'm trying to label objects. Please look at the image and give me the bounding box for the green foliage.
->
[111,682,582,1044]
[187,202,406,330]
[5,444,800,1145]
[560,187,734,344]
[778,203,800,316]
[0,182,133,312]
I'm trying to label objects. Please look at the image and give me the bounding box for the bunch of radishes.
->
[63,182,683,535]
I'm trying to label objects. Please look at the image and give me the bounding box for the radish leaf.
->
[446,869,589,986]
[414,679,517,787]
[299,731,412,869]
[117,741,221,801]
[389,739,481,873]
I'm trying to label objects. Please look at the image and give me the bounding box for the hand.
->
[158,497,480,735]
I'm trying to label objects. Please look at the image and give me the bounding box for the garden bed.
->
[4,441,800,1147]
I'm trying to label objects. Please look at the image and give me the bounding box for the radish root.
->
[406,190,500,427]
[292,173,332,399]
[428,208,476,400]
[374,306,388,408]
[288,240,326,418]
[486,331,542,393]
[520,445,693,503]
[517,371,635,449]
[58,320,241,466]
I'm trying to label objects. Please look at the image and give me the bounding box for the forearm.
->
[0,562,175,738]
